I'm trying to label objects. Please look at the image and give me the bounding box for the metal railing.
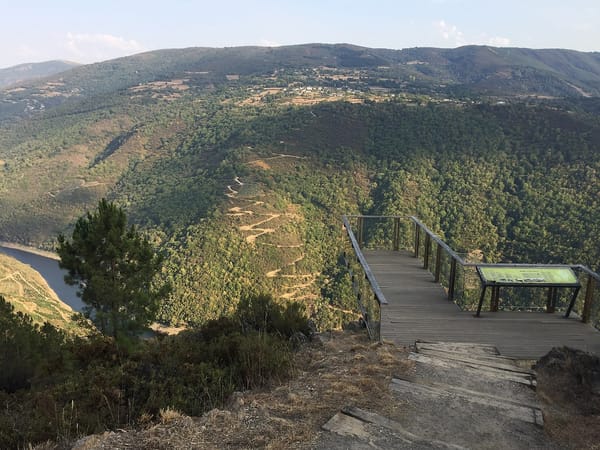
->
[342,215,600,332]
[341,216,387,340]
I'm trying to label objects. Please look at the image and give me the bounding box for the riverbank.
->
[0,253,83,333]
[0,241,59,260]
[0,243,83,311]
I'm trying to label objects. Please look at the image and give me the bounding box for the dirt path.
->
[223,175,317,300]
[238,213,279,244]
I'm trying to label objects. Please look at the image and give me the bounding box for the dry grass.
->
[68,331,412,449]
[535,347,600,449]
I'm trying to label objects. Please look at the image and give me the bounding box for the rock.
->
[289,331,308,348]
[71,432,116,450]
[227,391,245,412]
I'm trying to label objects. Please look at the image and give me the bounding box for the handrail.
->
[409,216,596,272]
[409,216,469,266]
[342,215,388,306]
[573,265,600,283]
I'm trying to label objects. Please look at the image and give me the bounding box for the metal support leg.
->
[490,286,500,312]
[547,287,558,313]
[565,286,581,318]
[476,285,487,317]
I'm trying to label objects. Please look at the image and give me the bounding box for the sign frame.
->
[475,265,581,317]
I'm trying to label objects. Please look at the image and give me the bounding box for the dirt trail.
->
[238,213,279,244]
[223,174,317,300]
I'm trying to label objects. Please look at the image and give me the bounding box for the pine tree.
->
[57,199,170,341]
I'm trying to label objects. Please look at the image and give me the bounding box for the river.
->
[0,245,84,311]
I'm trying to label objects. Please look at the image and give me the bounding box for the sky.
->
[2,0,599,69]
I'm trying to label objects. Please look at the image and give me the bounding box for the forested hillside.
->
[1,44,599,330]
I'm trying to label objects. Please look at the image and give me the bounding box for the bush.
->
[237,292,311,338]
[0,291,306,448]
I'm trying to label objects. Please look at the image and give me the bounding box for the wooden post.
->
[582,275,595,323]
[423,234,431,270]
[414,223,420,258]
[434,244,442,282]
[357,216,364,247]
[546,287,558,313]
[491,286,500,312]
[393,217,400,251]
[448,258,457,302]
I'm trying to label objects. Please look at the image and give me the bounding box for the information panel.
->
[478,267,579,285]
[475,265,581,317]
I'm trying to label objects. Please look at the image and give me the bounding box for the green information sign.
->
[478,267,579,285]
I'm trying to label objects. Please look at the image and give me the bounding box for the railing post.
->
[414,223,420,257]
[393,217,400,251]
[423,233,431,270]
[582,275,595,323]
[434,243,442,282]
[357,216,364,247]
[448,257,457,302]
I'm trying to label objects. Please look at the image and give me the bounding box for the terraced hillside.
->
[0,253,79,333]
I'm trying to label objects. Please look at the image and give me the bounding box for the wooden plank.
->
[321,412,371,439]
[341,406,468,449]
[415,348,533,373]
[408,353,536,387]
[389,378,544,426]
[392,375,542,410]
[415,341,500,354]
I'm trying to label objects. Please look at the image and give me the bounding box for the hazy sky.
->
[2,0,599,68]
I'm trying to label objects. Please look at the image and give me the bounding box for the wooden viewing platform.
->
[364,250,600,359]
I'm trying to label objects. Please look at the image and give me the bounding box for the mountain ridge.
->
[3,44,600,101]
[0,60,80,89]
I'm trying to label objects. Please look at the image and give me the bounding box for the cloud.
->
[258,39,282,47]
[435,20,511,48]
[435,20,466,46]
[65,33,145,63]
[487,36,511,47]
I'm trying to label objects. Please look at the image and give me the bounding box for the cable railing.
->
[342,215,600,332]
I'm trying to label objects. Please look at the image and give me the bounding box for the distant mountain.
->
[0,60,80,89]
[4,44,600,96]
[1,44,599,122]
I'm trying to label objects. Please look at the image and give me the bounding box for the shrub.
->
[237,292,310,338]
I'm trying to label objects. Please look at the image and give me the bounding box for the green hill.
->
[0,60,79,89]
[0,44,599,329]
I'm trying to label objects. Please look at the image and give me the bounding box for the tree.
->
[57,199,170,341]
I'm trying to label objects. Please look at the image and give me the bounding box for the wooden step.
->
[415,340,500,356]
[408,352,537,387]
[414,348,534,375]
[390,378,544,426]
[322,406,468,449]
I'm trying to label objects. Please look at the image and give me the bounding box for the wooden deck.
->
[364,250,600,359]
